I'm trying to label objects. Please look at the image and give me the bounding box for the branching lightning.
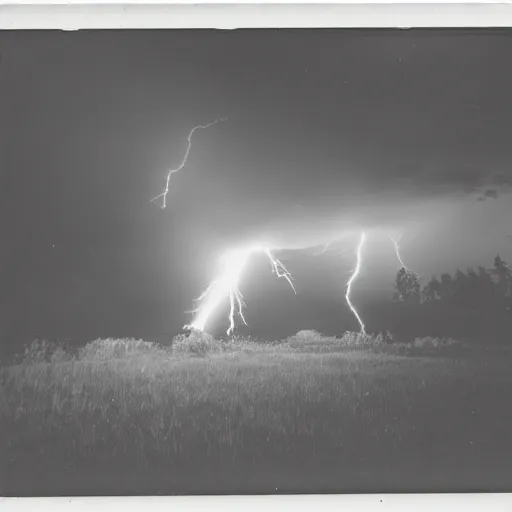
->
[313,239,335,256]
[185,244,296,335]
[150,118,226,208]
[265,248,297,294]
[345,232,367,334]
[147,119,434,339]
[389,233,407,269]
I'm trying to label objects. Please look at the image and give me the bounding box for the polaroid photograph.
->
[1,2,512,507]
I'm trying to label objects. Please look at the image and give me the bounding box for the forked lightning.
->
[389,233,407,269]
[185,244,296,335]
[150,118,226,208]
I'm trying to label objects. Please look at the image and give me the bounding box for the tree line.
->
[378,256,512,343]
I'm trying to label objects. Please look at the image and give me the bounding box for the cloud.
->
[484,189,499,199]
[438,167,487,194]
[477,187,502,201]
[398,166,492,198]
[393,166,512,205]
[492,172,512,187]
[178,133,512,254]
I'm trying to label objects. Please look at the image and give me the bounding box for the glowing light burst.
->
[389,233,407,269]
[150,118,226,208]
[345,232,367,334]
[185,244,296,335]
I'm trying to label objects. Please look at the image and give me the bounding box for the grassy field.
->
[1,332,511,495]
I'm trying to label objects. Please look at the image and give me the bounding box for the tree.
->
[492,255,512,298]
[395,267,421,304]
[464,267,483,307]
[477,266,495,298]
[386,256,512,343]
[453,269,468,300]
[422,276,441,303]
[439,273,454,301]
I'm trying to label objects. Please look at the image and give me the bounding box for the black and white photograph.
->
[2,17,512,497]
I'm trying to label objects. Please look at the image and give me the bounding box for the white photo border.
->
[1,2,512,511]
[1,3,512,30]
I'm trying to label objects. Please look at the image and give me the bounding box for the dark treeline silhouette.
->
[370,256,512,343]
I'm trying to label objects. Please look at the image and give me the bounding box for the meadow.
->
[1,331,511,495]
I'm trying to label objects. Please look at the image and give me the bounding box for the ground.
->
[1,335,511,495]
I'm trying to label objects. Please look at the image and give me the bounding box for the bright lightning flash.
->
[150,118,226,208]
[389,233,407,269]
[185,245,296,335]
[345,232,367,334]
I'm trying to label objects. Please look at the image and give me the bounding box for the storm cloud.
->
[2,29,512,343]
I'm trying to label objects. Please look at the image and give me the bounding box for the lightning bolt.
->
[150,118,226,208]
[345,232,366,334]
[185,244,296,335]
[265,248,297,294]
[389,233,407,269]
[313,239,335,256]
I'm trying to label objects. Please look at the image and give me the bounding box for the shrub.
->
[20,339,74,364]
[294,330,324,341]
[221,335,294,354]
[339,331,383,346]
[373,331,395,344]
[286,330,337,344]
[284,330,392,351]
[222,335,257,351]
[78,338,158,361]
[171,330,222,356]
[412,336,462,349]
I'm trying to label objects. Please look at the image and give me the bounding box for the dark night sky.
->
[1,29,512,348]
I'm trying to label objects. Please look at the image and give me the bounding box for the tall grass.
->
[78,338,160,361]
[10,330,472,367]
[0,337,439,468]
[1,330,511,494]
